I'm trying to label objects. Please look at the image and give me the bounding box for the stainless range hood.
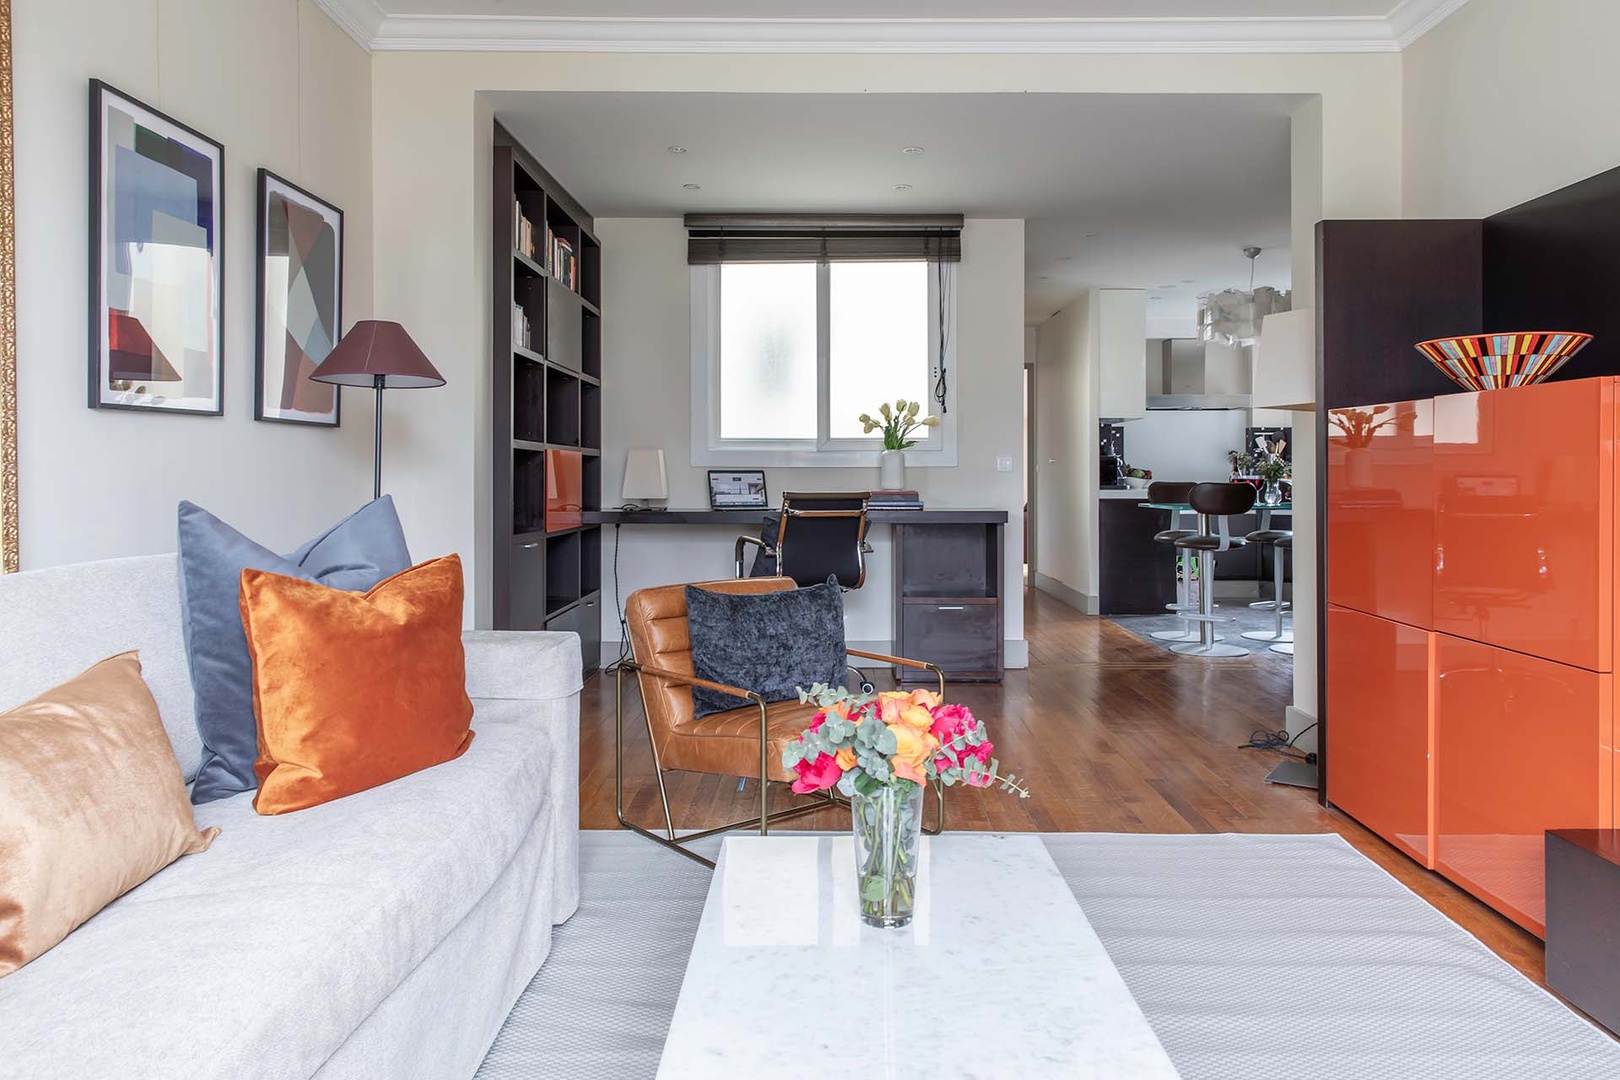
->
[1145,338,1253,411]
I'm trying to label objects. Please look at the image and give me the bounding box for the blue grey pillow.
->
[685,581,846,719]
[178,497,412,803]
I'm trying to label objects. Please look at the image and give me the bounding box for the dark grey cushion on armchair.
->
[685,579,845,718]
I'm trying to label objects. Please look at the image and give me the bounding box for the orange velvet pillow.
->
[240,554,474,815]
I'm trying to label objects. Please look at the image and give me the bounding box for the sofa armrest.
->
[462,630,583,701]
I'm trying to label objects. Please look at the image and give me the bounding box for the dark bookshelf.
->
[492,124,603,674]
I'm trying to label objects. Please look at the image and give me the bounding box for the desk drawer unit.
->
[898,599,1001,682]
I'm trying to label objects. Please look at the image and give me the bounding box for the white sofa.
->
[0,555,582,1079]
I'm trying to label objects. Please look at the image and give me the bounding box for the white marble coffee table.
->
[656,833,1180,1079]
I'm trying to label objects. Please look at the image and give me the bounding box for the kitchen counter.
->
[1099,487,1150,500]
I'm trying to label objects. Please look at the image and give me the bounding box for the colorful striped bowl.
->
[1414,331,1592,392]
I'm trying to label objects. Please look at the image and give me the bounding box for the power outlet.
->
[996,455,1014,473]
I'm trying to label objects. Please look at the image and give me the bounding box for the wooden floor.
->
[580,585,1547,984]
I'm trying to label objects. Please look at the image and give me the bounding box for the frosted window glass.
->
[829,262,930,439]
[719,263,817,440]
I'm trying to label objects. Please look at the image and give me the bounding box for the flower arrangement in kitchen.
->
[782,684,1028,928]
[858,399,939,451]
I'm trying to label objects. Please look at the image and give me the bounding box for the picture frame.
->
[708,469,769,510]
[88,79,224,415]
[255,169,343,426]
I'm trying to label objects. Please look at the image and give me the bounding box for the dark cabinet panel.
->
[898,601,1000,681]
[547,279,583,372]
[510,539,547,630]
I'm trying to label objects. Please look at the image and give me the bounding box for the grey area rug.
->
[477,831,1620,1080]
[1110,602,1295,658]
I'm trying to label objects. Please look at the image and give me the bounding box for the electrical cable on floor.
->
[1239,725,1317,765]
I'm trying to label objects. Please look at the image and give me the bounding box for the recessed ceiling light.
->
[682,183,701,190]
[667,145,687,154]
[901,146,925,155]
[1084,231,1100,239]
[1156,283,1175,289]
[1148,295,1163,302]
[893,183,913,191]
[1037,275,1050,281]
[1181,278,1196,284]
[1058,256,1074,262]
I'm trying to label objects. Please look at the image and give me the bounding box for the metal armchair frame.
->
[615,648,947,869]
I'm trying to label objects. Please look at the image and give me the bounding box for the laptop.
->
[707,470,769,510]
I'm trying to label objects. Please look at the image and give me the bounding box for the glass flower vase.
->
[850,782,924,929]
[1261,479,1283,506]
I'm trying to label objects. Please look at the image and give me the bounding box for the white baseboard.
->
[1029,571,1097,614]
[1285,705,1318,752]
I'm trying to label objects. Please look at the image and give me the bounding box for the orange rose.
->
[908,688,942,710]
[877,692,911,724]
[888,724,938,785]
[835,747,857,771]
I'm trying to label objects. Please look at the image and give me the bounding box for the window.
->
[693,259,956,467]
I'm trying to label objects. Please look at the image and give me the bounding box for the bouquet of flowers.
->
[782,684,1027,927]
[858,399,940,451]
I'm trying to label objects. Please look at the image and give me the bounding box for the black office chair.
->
[1170,482,1256,658]
[734,492,871,589]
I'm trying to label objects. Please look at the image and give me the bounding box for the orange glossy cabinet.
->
[1432,379,1613,672]
[1327,399,1435,629]
[544,449,583,532]
[1325,605,1434,867]
[1434,634,1613,935]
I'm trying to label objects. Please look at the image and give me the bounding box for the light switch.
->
[996,456,1014,473]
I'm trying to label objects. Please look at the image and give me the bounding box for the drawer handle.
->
[937,605,966,611]
[520,542,541,550]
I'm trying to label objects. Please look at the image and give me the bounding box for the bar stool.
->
[1269,536,1295,655]
[1242,524,1294,644]
[1146,481,1202,644]
[1171,482,1256,658]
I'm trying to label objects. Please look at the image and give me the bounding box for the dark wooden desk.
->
[586,508,1008,682]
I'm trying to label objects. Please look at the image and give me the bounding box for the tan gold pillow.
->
[0,652,218,976]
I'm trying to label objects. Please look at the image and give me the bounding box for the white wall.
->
[1404,0,1620,219]
[1031,292,1097,606]
[1121,412,1247,485]
[596,217,1028,659]
[365,49,1401,629]
[13,0,376,566]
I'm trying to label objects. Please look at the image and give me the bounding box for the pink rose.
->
[929,703,994,784]
[808,711,827,733]
[791,751,842,794]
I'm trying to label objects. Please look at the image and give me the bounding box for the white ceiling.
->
[381,1,1394,15]
[316,0,1470,52]
[488,92,1296,324]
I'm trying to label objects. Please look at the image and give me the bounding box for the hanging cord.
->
[933,248,950,415]
[602,524,634,674]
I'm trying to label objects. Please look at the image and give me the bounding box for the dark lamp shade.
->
[311,321,445,389]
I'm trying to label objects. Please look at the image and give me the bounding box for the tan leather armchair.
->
[616,575,946,867]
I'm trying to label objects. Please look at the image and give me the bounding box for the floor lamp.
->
[311,321,446,500]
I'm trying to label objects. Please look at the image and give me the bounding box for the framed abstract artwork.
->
[88,80,223,415]
[255,170,343,426]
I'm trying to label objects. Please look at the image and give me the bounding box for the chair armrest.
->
[463,630,582,700]
[847,648,946,697]
[626,660,764,706]
[733,535,773,579]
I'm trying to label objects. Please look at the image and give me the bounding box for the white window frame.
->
[690,260,958,468]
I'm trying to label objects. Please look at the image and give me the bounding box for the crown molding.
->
[1387,0,1473,48]
[313,0,1471,55]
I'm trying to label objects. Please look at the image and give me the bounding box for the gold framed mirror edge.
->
[0,0,17,574]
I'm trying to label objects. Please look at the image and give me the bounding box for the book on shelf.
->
[548,231,579,292]
[511,302,531,350]
[513,201,536,259]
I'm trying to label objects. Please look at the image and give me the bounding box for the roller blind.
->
[685,214,963,264]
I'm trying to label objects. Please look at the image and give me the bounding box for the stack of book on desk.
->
[869,489,924,511]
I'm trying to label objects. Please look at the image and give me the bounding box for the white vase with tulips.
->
[859,399,939,490]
